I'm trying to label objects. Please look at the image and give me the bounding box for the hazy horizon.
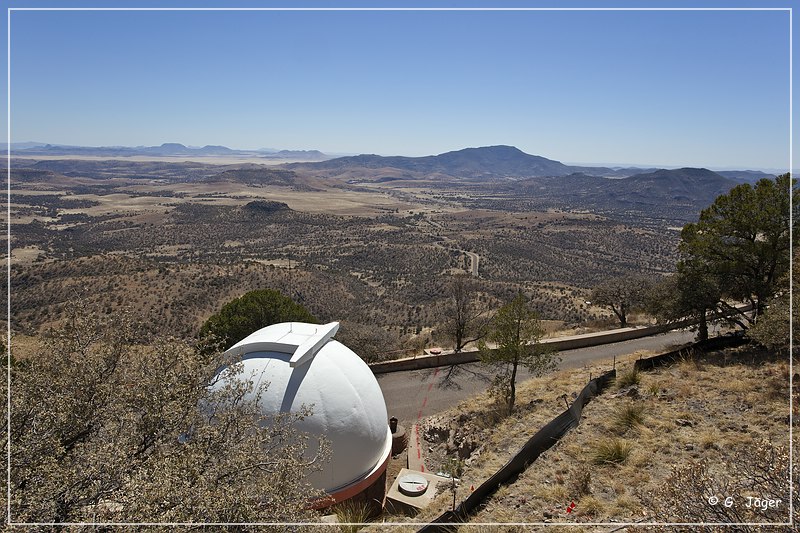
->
[7,139,789,174]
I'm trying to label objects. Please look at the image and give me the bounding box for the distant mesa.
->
[197,144,236,155]
[242,200,291,214]
[158,142,187,150]
[140,143,190,155]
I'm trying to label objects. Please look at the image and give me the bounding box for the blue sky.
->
[2,1,795,171]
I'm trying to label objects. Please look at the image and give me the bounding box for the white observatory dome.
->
[211,322,392,502]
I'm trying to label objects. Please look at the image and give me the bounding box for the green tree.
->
[748,249,796,350]
[591,275,654,328]
[478,293,559,414]
[652,174,795,342]
[200,289,316,351]
[648,263,721,342]
[679,174,795,325]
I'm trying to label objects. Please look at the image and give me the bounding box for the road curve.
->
[377,328,698,427]
[464,251,480,277]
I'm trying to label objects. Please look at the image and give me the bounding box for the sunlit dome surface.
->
[211,322,392,496]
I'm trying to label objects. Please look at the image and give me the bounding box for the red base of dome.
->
[311,446,391,510]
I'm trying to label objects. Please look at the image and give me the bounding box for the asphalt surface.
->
[377,328,699,427]
[465,251,480,277]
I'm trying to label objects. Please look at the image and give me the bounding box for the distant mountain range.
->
[9,143,781,223]
[10,143,778,183]
[286,144,775,183]
[10,142,776,188]
[282,145,779,222]
[10,142,331,161]
[504,167,743,218]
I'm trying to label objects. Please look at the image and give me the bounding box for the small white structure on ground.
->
[212,321,392,507]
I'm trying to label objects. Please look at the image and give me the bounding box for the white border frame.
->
[4,5,794,529]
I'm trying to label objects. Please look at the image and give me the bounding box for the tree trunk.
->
[755,296,767,323]
[509,358,518,414]
[613,304,627,328]
[698,311,708,342]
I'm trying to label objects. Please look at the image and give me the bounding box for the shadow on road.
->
[420,363,493,391]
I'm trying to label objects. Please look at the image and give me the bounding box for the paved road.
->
[465,251,480,277]
[377,328,699,427]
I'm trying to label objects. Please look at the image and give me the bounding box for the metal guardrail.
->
[369,303,753,375]
[369,323,675,375]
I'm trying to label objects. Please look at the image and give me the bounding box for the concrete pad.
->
[385,468,449,516]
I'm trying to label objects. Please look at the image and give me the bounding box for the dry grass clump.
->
[591,438,632,465]
[764,362,791,400]
[611,494,642,515]
[333,500,372,532]
[677,350,704,373]
[616,366,640,388]
[697,429,722,450]
[575,495,605,517]
[611,401,646,432]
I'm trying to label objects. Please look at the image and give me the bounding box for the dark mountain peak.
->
[437,145,543,162]
[717,169,776,184]
[619,167,738,205]
[291,145,573,179]
[159,142,187,150]
[628,167,731,184]
[431,145,571,177]
[445,145,525,156]
[564,172,604,180]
